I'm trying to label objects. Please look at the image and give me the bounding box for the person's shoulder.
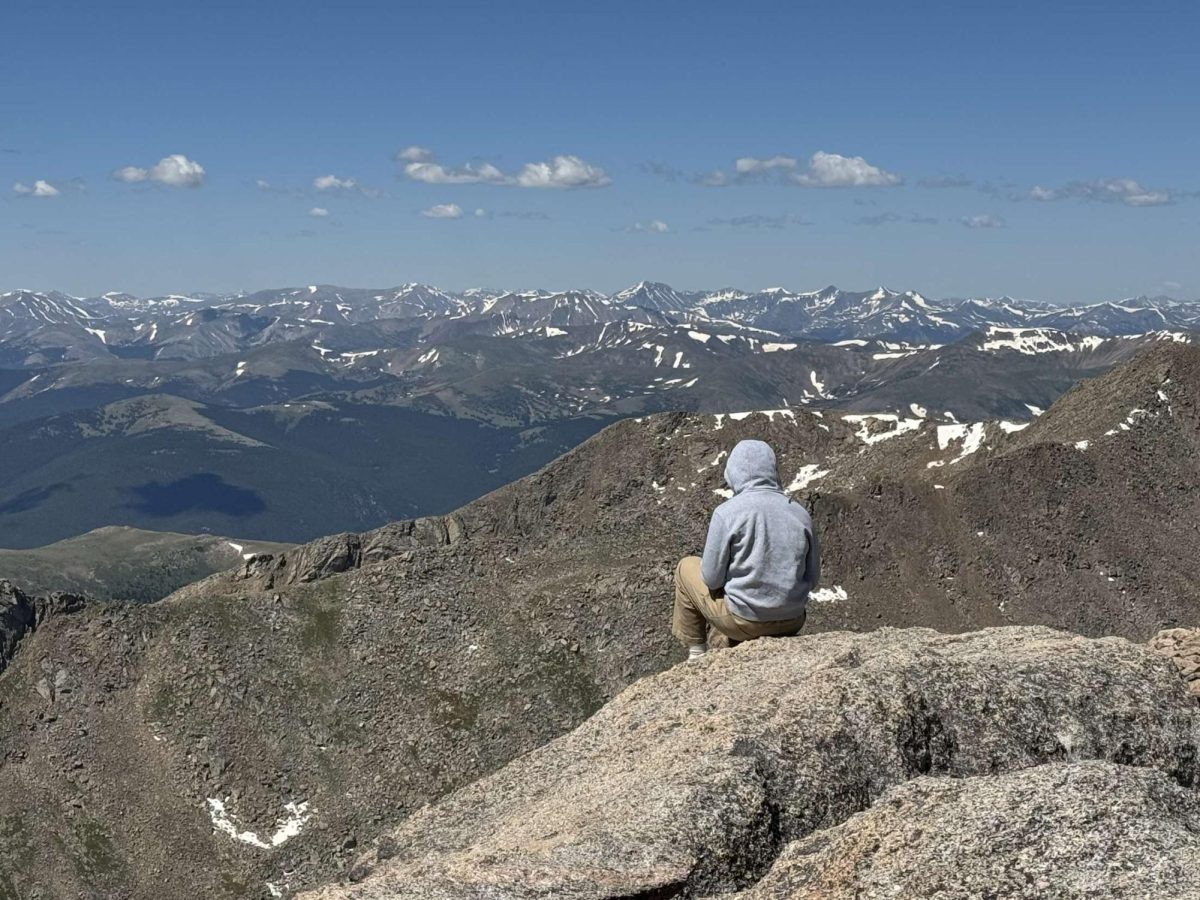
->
[711,493,752,523]
[764,490,811,518]
[711,497,734,518]
[785,496,814,522]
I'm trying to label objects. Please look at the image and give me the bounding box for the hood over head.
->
[724,439,781,494]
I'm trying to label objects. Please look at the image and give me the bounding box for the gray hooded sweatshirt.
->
[700,439,820,621]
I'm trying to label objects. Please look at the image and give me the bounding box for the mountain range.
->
[1,282,1196,549]
[4,342,1200,897]
[3,282,1197,370]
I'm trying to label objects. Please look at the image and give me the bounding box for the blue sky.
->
[2,0,1197,302]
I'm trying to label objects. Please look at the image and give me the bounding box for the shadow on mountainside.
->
[127,473,268,518]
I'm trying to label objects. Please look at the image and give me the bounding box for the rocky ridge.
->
[0,526,292,602]
[0,580,87,678]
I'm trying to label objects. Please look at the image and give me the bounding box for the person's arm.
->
[700,509,731,591]
[803,526,821,591]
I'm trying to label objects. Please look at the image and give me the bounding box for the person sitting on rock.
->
[672,438,819,658]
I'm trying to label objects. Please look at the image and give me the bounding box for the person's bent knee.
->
[675,555,702,582]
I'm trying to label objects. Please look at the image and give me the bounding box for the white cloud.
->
[626,219,670,233]
[12,179,60,197]
[420,203,464,219]
[309,207,329,217]
[309,174,382,198]
[396,146,434,163]
[1092,178,1171,206]
[789,152,902,187]
[960,213,1005,229]
[472,208,551,221]
[399,149,610,189]
[1123,190,1171,207]
[735,155,798,174]
[404,160,508,185]
[112,166,147,183]
[693,170,731,187]
[1028,178,1172,207]
[313,174,358,192]
[514,155,611,189]
[112,154,206,188]
[701,151,901,188]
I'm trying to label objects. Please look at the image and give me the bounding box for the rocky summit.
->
[304,627,1200,899]
[4,344,1200,897]
[729,761,1200,900]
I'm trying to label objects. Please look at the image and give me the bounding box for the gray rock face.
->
[1148,628,1200,697]
[0,580,36,674]
[729,761,1200,900]
[0,579,87,676]
[303,627,1200,899]
[240,514,466,587]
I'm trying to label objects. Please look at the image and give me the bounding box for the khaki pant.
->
[671,556,807,647]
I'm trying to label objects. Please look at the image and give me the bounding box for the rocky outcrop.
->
[303,627,1200,899]
[729,761,1200,900]
[0,579,87,676]
[237,514,466,588]
[1148,628,1200,697]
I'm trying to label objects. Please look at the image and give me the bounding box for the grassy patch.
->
[207,594,243,638]
[298,585,343,652]
[148,682,178,720]
[71,816,125,882]
[532,648,608,721]
[0,813,33,899]
[0,873,20,900]
[433,688,480,731]
[220,873,250,896]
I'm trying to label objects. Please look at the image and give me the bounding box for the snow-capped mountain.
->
[1024,298,1198,336]
[1,289,97,331]
[611,280,698,313]
[2,282,1197,371]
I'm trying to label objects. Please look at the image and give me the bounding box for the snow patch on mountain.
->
[931,422,988,465]
[842,414,923,445]
[206,798,312,850]
[787,464,830,491]
[982,327,1105,355]
[809,585,847,604]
